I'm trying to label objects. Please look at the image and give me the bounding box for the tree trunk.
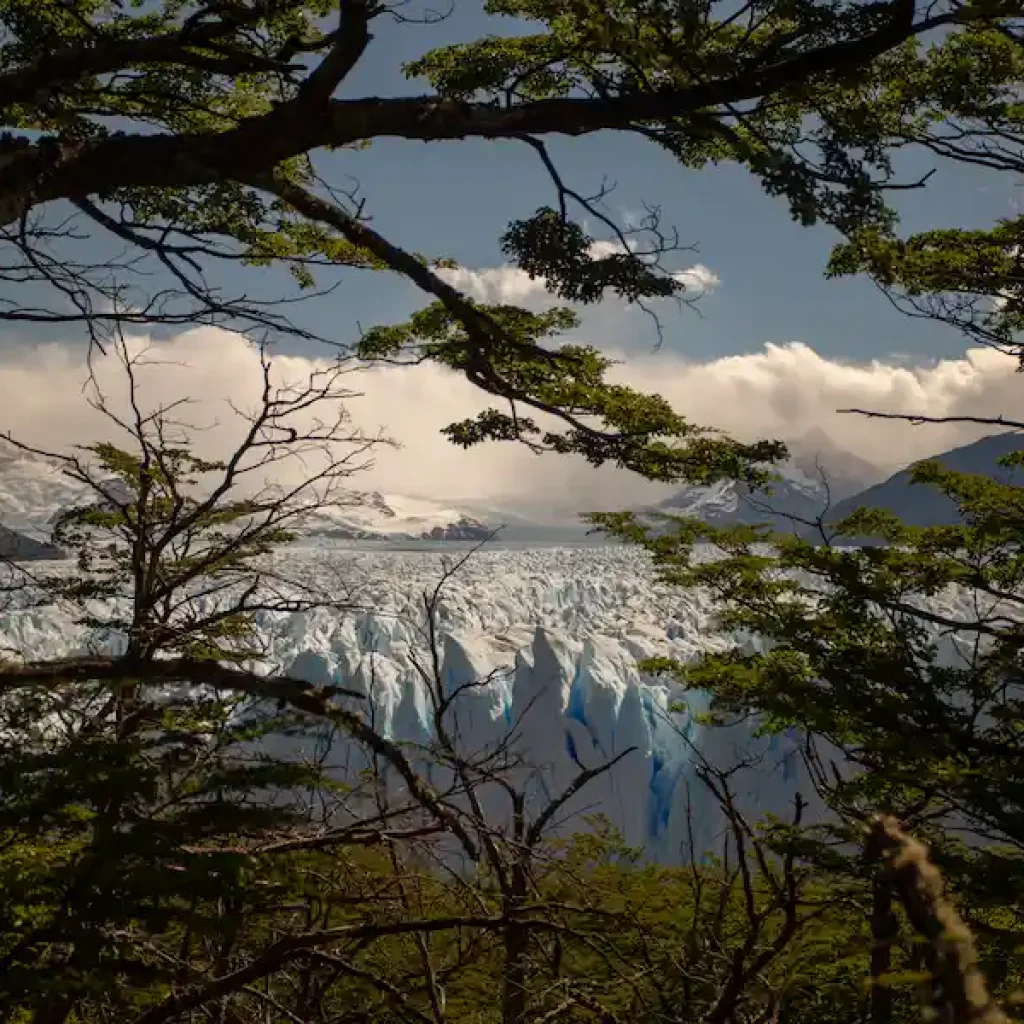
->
[502,863,530,1024]
[870,879,899,1024]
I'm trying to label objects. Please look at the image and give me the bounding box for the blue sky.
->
[47,0,1005,368]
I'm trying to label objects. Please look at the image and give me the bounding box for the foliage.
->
[0,355,919,1024]
[591,447,1024,962]
[2,1,1024,1021]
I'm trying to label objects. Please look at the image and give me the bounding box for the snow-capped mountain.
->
[0,525,61,561]
[449,496,598,542]
[642,433,879,532]
[0,440,493,551]
[0,440,98,540]
[648,463,866,531]
[652,470,823,528]
[296,491,492,541]
[0,440,132,557]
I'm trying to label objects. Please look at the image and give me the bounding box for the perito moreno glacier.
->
[0,542,829,862]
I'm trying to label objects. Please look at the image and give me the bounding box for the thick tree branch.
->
[0,654,362,712]
[298,0,372,106]
[256,174,684,457]
[0,23,292,115]
[868,816,1009,1024]
[0,1,950,225]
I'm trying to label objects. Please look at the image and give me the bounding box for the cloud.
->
[436,250,721,310]
[626,342,1018,467]
[436,264,556,307]
[0,330,1021,516]
[672,263,720,295]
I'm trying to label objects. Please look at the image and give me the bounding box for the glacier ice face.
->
[33,542,1000,857]
[279,620,807,862]
[0,543,825,861]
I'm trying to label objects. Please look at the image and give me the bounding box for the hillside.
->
[825,431,1024,533]
[640,430,879,532]
[294,491,493,541]
[0,525,62,561]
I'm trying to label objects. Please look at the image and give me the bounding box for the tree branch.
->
[4,1,951,224]
[839,409,1024,432]
[297,0,372,106]
[129,914,566,1024]
[0,654,362,712]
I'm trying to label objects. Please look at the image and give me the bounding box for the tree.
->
[590,434,1024,1018]
[0,333,398,1018]
[0,344,647,1022]
[4,4,1024,1020]
[0,0,1020,483]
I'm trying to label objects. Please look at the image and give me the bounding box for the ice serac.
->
[282,616,811,864]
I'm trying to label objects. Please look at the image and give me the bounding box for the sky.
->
[0,1,1021,513]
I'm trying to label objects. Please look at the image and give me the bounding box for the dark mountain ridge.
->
[823,431,1024,531]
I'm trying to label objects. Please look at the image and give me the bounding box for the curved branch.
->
[0,654,363,709]
[1,650,483,858]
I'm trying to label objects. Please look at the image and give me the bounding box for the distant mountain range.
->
[647,431,1024,539]
[2,432,1023,561]
[293,491,492,542]
[0,441,494,560]
[823,431,1024,531]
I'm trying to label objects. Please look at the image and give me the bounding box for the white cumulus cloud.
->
[436,264,555,307]
[672,263,720,295]
[0,330,1020,515]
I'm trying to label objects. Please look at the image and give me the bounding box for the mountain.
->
[0,440,135,560]
[451,497,599,542]
[294,491,493,542]
[824,431,1024,533]
[0,438,494,549]
[639,432,881,532]
[788,427,881,496]
[0,525,62,561]
[645,432,1024,539]
[651,471,825,529]
[645,462,871,534]
[0,441,93,541]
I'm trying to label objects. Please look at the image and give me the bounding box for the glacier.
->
[0,542,824,861]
